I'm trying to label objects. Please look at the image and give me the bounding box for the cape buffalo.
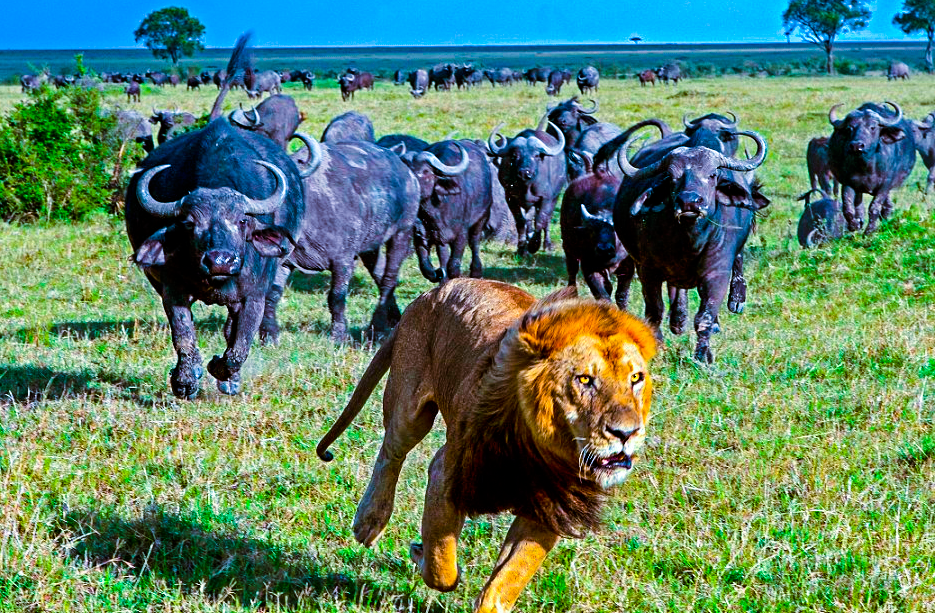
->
[614,130,769,363]
[125,81,141,103]
[126,118,306,398]
[429,64,455,91]
[321,111,375,143]
[827,101,915,233]
[655,64,681,85]
[339,71,373,101]
[545,70,565,96]
[229,95,305,149]
[260,137,420,343]
[186,76,201,91]
[398,140,492,281]
[577,66,599,94]
[376,134,430,152]
[393,69,407,85]
[150,108,197,146]
[887,62,910,81]
[638,70,656,87]
[797,188,845,248]
[246,70,282,99]
[454,64,477,89]
[909,112,935,193]
[409,69,429,98]
[807,136,838,197]
[487,116,566,256]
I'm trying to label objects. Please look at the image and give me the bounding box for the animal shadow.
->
[0,365,92,403]
[52,504,443,612]
[483,252,567,286]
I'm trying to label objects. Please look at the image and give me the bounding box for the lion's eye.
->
[630,371,644,385]
[576,374,593,386]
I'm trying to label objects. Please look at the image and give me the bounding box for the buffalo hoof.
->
[259,323,280,346]
[693,346,714,364]
[207,355,238,383]
[217,372,241,396]
[170,364,203,400]
[669,321,686,336]
[331,324,350,344]
[864,218,880,235]
[429,268,445,283]
[527,232,542,254]
[728,299,745,314]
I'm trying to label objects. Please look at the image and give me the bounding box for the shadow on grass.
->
[53,505,442,612]
[0,364,159,408]
[483,252,566,286]
[9,318,225,344]
[288,271,372,295]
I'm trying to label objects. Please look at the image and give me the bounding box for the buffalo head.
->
[828,101,906,158]
[681,112,741,155]
[487,116,565,194]
[400,143,470,200]
[547,96,599,145]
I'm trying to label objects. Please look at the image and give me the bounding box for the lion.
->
[316,278,656,613]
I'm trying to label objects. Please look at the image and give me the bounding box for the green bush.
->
[0,85,136,223]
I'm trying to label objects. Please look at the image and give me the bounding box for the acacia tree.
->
[894,0,935,73]
[782,0,871,74]
[134,7,205,65]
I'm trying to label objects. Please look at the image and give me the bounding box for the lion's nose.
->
[605,426,639,444]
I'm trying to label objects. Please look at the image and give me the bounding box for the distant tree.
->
[630,36,643,44]
[134,7,205,65]
[893,0,935,73]
[782,0,872,74]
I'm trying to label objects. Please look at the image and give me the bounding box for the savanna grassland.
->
[1,73,934,613]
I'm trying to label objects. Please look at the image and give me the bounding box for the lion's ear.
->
[537,285,578,306]
[620,316,657,362]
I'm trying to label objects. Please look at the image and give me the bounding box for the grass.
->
[1,74,935,612]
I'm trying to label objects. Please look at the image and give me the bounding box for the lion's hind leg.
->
[353,395,438,547]
[473,516,559,613]
[411,445,466,592]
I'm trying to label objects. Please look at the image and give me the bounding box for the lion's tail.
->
[316,330,397,462]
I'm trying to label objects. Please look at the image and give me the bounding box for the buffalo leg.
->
[360,248,400,325]
[446,233,469,280]
[640,270,666,343]
[467,221,485,278]
[865,192,887,234]
[841,186,863,232]
[328,259,354,342]
[414,230,443,283]
[927,167,935,194]
[565,254,579,287]
[369,229,410,338]
[669,287,688,335]
[534,203,554,253]
[583,270,611,301]
[727,252,746,314]
[473,516,559,613]
[410,446,466,593]
[259,263,292,346]
[693,277,730,364]
[614,257,635,310]
[208,295,265,395]
[880,194,895,221]
[162,290,203,400]
[510,206,529,256]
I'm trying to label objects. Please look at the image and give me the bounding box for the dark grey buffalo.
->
[454,64,477,89]
[125,81,141,103]
[807,136,837,197]
[52,75,75,88]
[910,112,935,193]
[20,74,44,93]
[397,140,492,281]
[614,130,769,363]
[485,67,514,86]
[545,70,565,96]
[429,64,455,90]
[105,109,154,153]
[797,188,845,248]
[827,101,916,233]
[338,71,374,101]
[147,71,170,86]
[393,69,407,85]
[487,116,566,255]
[376,134,430,152]
[577,66,600,95]
[246,70,282,99]
[546,97,601,148]
[200,71,213,84]
[561,162,631,305]
[655,63,681,85]
[186,76,201,90]
[126,118,306,398]
[887,62,910,81]
[321,111,375,143]
[260,137,420,343]
[229,95,305,149]
[409,69,429,98]
[150,108,197,146]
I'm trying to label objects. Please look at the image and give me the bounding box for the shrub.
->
[0,85,138,223]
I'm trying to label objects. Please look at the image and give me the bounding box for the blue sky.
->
[1,1,917,48]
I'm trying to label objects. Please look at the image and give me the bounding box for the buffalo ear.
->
[751,188,771,210]
[491,156,501,168]
[250,225,294,258]
[434,177,462,196]
[880,126,906,144]
[134,226,172,267]
[629,187,654,216]
[715,178,751,207]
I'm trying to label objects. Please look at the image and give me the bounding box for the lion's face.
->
[515,300,656,489]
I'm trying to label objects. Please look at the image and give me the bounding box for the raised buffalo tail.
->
[210,32,253,120]
[316,329,397,461]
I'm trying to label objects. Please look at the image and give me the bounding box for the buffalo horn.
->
[389,142,406,155]
[716,130,767,172]
[487,122,509,156]
[136,164,183,218]
[290,133,322,177]
[725,111,739,127]
[879,101,903,126]
[805,228,821,248]
[579,99,599,114]
[418,143,470,175]
[536,112,549,133]
[580,203,599,222]
[616,133,665,181]
[529,122,565,156]
[244,161,289,215]
[683,113,697,130]
[828,103,844,126]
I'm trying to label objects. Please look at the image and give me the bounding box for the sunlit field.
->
[1,74,934,612]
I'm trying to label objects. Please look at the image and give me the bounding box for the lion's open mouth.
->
[596,451,633,471]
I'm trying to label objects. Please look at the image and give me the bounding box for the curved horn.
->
[248,106,260,125]
[683,113,697,130]
[616,134,665,181]
[529,122,564,155]
[546,101,560,111]
[152,105,157,116]
[487,122,509,156]
[228,108,250,128]
[717,130,768,172]
[579,99,599,114]
[536,112,550,133]
[418,143,470,175]
[725,111,739,126]
[389,142,406,155]
[345,73,355,81]
[829,103,844,126]
[244,160,289,215]
[290,133,322,177]
[580,203,599,222]
[880,100,903,126]
[805,228,821,248]
[135,165,184,218]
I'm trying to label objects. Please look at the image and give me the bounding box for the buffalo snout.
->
[202,249,242,277]
[675,191,706,216]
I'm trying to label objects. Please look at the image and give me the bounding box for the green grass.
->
[1,75,935,612]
